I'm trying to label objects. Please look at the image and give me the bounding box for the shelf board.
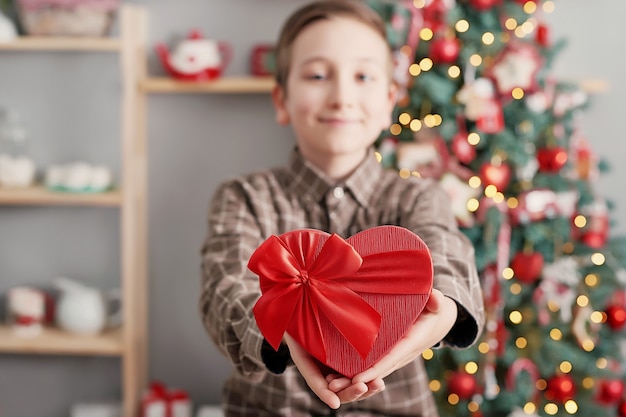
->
[0,36,121,52]
[0,185,122,206]
[140,76,275,94]
[0,325,123,356]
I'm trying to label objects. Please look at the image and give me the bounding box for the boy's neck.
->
[304,149,369,182]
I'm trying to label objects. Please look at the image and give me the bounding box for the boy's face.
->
[272,16,397,170]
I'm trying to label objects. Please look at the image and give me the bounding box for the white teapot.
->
[54,277,122,335]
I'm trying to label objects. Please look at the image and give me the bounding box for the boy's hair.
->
[274,0,392,90]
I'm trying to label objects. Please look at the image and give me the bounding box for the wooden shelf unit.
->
[0,325,123,356]
[0,185,122,206]
[0,5,147,417]
[0,36,121,52]
[140,76,274,94]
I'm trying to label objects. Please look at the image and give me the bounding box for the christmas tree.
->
[369,1,626,416]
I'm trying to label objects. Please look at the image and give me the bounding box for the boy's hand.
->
[284,334,382,408]
[352,289,458,384]
[285,289,457,408]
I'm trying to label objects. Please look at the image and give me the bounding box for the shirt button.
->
[333,187,345,199]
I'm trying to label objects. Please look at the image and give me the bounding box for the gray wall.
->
[0,0,624,415]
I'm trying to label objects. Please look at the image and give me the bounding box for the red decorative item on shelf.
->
[469,0,503,11]
[141,381,191,417]
[596,379,625,405]
[155,29,232,82]
[250,44,275,77]
[480,159,511,191]
[447,371,477,400]
[429,37,461,64]
[249,226,433,378]
[546,374,576,403]
[605,304,626,331]
[511,250,544,284]
[537,147,568,173]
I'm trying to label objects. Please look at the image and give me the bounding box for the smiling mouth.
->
[319,117,359,125]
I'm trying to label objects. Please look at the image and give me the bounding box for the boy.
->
[200,1,484,415]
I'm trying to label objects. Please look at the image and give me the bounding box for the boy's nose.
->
[329,77,356,108]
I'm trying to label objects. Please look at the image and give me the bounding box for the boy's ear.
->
[381,82,399,129]
[271,85,290,126]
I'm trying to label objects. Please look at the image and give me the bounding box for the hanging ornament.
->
[536,146,568,173]
[486,42,543,97]
[429,36,461,64]
[546,374,576,403]
[533,257,579,324]
[451,114,476,164]
[535,23,551,47]
[569,132,599,181]
[447,370,477,400]
[572,305,600,348]
[596,379,625,405]
[505,358,540,405]
[456,77,505,133]
[605,304,626,331]
[421,0,455,33]
[579,199,610,249]
[439,173,482,227]
[480,156,511,191]
[511,250,544,284]
[469,0,502,11]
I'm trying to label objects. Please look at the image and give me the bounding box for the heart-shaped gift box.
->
[249,225,433,377]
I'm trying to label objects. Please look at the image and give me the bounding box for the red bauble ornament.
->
[581,231,608,249]
[511,251,544,284]
[546,374,576,403]
[451,133,476,164]
[605,304,626,331]
[537,147,568,173]
[596,379,625,404]
[469,0,503,11]
[480,161,511,191]
[535,24,550,48]
[448,371,477,400]
[429,37,461,64]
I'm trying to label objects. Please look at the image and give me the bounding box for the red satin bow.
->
[249,229,432,362]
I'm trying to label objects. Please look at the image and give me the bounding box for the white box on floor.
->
[196,405,224,417]
[70,403,122,417]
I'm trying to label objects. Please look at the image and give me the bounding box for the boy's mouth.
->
[319,117,360,125]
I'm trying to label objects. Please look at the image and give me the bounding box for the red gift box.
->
[249,225,433,377]
[141,381,191,417]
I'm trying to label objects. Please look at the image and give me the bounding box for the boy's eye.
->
[306,73,327,81]
[357,73,373,82]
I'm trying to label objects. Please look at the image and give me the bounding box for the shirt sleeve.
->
[402,179,485,348]
[199,179,273,381]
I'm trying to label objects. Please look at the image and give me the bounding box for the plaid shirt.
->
[200,148,484,417]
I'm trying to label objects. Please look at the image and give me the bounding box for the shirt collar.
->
[286,147,385,207]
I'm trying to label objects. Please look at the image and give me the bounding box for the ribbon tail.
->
[286,287,328,362]
[311,282,381,359]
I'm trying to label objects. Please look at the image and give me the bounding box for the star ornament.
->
[487,42,543,96]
